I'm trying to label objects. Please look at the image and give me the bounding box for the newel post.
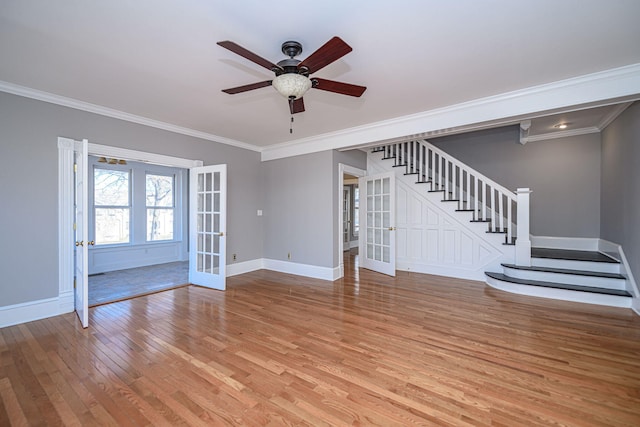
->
[515,188,532,266]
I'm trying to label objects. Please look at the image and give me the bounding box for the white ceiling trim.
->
[521,127,601,144]
[598,102,633,129]
[261,63,640,161]
[0,80,261,153]
[88,143,203,168]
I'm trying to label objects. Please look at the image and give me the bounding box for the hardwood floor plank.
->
[0,377,29,426]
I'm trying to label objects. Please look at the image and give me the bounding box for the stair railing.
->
[373,140,531,266]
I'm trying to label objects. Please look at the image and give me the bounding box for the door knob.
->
[88,240,95,246]
[219,232,224,237]
[75,241,83,246]
[388,227,396,231]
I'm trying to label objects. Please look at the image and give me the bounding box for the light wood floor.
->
[2,251,640,426]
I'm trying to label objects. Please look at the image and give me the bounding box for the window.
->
[146,174,174,241]
[94,168,130,245]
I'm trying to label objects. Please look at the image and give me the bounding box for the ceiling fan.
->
[217,37,367,115]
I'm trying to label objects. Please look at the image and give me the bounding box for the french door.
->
[189,164,227,290]
[74,139,89,328]
[359,172,396,276]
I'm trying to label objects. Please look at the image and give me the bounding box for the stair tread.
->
[485,272,632,297]
[501,263,626,279]
[531,248,619,263]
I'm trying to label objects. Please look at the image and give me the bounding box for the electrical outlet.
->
[232,253,237,261]
[287,252,291,260]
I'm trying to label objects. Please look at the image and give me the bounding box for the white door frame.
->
[58,141,203,322]
[337,164,366,278]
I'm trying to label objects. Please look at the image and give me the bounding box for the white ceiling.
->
[1,1,640,156]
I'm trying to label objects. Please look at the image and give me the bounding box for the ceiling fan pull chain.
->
[289,96,295,134]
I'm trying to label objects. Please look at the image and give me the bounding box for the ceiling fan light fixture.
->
[272,73,312,100]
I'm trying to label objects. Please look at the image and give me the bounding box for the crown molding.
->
[3,63,640,162]
[521,126,601,143]
[262,63,640,161]
[0,80,262,153]
[597,101,633,130]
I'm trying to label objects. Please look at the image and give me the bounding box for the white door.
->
[189,164,227,290]
[74,139,89,327]
[359,172,396,276]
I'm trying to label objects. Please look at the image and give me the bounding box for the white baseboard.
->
[530,236,599,251]
[396,262,488,282]
[59,290,75,313]
[0,296,73,328]
[226,259,264,277]
[263,259,340,281]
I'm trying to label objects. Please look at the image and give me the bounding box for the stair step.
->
[531,247,619,263]
[501,263,625,279]
[415,180,432,184]
[501,263,627,290]
[403,172,419,176]
[531,248,621,273]
[485,272,632,297]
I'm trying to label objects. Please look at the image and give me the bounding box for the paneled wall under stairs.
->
[368,152,514,281]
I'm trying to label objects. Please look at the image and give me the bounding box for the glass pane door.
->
[359,172,395,276]
[189,164,226,290]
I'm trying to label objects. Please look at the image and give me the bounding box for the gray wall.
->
[430,126,601,238]
[261,148,366,270]
[262,151,335,267]
[0,92,263,307]
[601,102,640,283]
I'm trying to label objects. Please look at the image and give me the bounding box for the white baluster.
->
[444,159,449,197]
[456,167,463,202]
[498,190,504,232]
[507,198,512,243]
[475,177,479,219]
[466,170,471,208]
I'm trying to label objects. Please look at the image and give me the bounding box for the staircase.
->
[487,248,632,308]
[371,141,635,309]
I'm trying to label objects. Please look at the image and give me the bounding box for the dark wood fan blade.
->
[298,37,352,74]
[312,78,366,97]
[217,41,282,72]
[222,80,272,94]
[289,97,305,114]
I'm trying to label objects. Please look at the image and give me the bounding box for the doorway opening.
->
[337,164,365,279]
[86,154,190,306]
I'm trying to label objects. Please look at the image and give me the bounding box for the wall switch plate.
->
[257,210,263,216]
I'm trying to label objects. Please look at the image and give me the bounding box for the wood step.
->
[501,263,625,279]
[485,272,632,297]
[530,248,621,273]
[531,247,619,263]
[501,263,627,290]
